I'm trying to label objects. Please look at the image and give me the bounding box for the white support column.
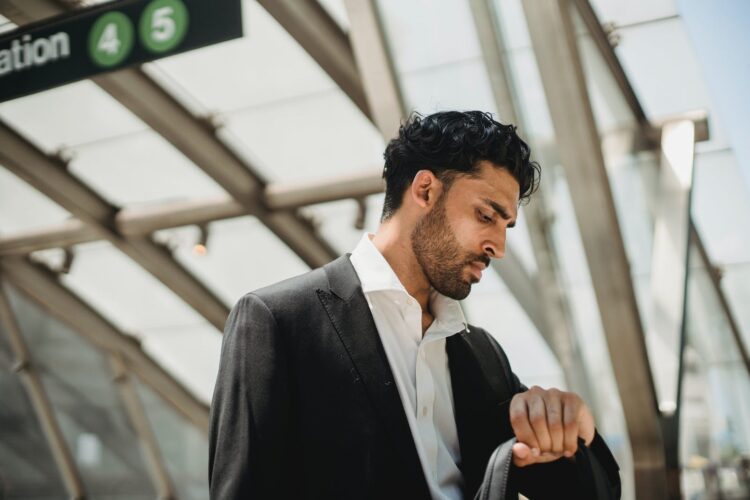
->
[648,119,696,412]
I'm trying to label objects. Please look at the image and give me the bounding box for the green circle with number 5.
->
[139,0,189,53]
[88,11,134,67]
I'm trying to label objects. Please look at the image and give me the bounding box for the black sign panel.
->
[0,0,243,102]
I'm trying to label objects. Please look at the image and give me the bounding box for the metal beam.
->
[0,169,385,256]
[92,68,337,268]
[110,353,176,499]
[0,120,231,331]
[571,0,651,129]
[469,0,595,403]
[0,256,209,432]
[0,0,338,269]
[0,276,86,500]
[257,0,371,120]
[522,0,667,497]
[343,0,405,138]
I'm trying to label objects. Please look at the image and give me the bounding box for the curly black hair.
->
[381,110,540,220]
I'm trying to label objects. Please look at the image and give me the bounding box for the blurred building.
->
[0,0,748,499]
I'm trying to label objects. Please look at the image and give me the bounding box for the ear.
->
[409,170,442,210]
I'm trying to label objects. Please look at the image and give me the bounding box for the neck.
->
[371,218,432,315]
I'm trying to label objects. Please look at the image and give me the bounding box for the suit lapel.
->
[317,255,429,497]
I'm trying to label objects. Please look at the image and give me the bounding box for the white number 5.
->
[151,6,175,42]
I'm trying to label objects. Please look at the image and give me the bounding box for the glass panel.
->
[153,216,310,306]
[223,90,383,183]
[4,285,156,499]
[0,81,145,154]
[60,240,208,333]
[133,377,208,500]
[722,263,750,350]
[612,18,731,153]
[0,167,72,235]
[377,0,481,73]
[399,59,498,115]
[67,129,226,207]
[680,245,750,499]
[139,322,221,404]
[0,309,67,499]
[303,197,377,256]
[692,149,750,266]
[462,285,566,390]
[587,0,678,28]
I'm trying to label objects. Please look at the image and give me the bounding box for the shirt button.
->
[421,406,428,417]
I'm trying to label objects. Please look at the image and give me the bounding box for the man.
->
[209,111,620,499]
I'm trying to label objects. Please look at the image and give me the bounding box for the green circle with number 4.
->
[88,11,134,67]
[139,0,189,53]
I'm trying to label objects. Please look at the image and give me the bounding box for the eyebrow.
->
[482,198,516,228]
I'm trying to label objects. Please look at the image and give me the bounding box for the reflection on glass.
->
[680,246,750,499]
[4,285,156,499]
[0,320,66,499]
[133,377,208,500]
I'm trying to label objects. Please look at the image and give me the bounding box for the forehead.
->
[451,161,520,211]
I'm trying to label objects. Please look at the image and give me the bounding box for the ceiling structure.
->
[0,0,748,499]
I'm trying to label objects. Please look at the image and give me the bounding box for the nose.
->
[482,229,506,259]
[483,243,505,260]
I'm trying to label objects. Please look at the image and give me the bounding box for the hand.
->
[509,386,595,467]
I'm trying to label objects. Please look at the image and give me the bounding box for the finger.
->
[528,392,552,453]
[562,394,580,457]
[577,404,596,446]
[545,389,564,454]
[512,442,532,467]
[513,443,564,467]
[510,396,539,451]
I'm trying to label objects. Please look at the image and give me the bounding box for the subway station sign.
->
[0,0,243,102]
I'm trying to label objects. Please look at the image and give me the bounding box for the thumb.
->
[512,442,532,467]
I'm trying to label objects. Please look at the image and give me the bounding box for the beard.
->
[411,196,490,300]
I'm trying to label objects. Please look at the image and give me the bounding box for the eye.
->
[478,210,493,224]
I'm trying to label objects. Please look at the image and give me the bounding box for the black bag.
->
[465,330,620,500]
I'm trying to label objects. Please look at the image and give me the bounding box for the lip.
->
[468,262,485,282]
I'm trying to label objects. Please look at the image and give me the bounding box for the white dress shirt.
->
[350,233,467,500]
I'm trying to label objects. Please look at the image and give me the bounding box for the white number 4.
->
[152,6,175,42]
[98,22,121,55]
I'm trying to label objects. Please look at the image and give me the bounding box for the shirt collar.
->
[350,233,468,333]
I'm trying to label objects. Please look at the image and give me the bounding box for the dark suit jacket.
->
[209,255,621,499]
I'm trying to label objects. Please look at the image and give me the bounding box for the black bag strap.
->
[459,327,517,404]
[474,437,516,500]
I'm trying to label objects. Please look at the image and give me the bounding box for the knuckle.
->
[564,419,578,431]
[565,392,582,406]
[529,413,546,426]
[510,409,526,424]
[548,419,563,431]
